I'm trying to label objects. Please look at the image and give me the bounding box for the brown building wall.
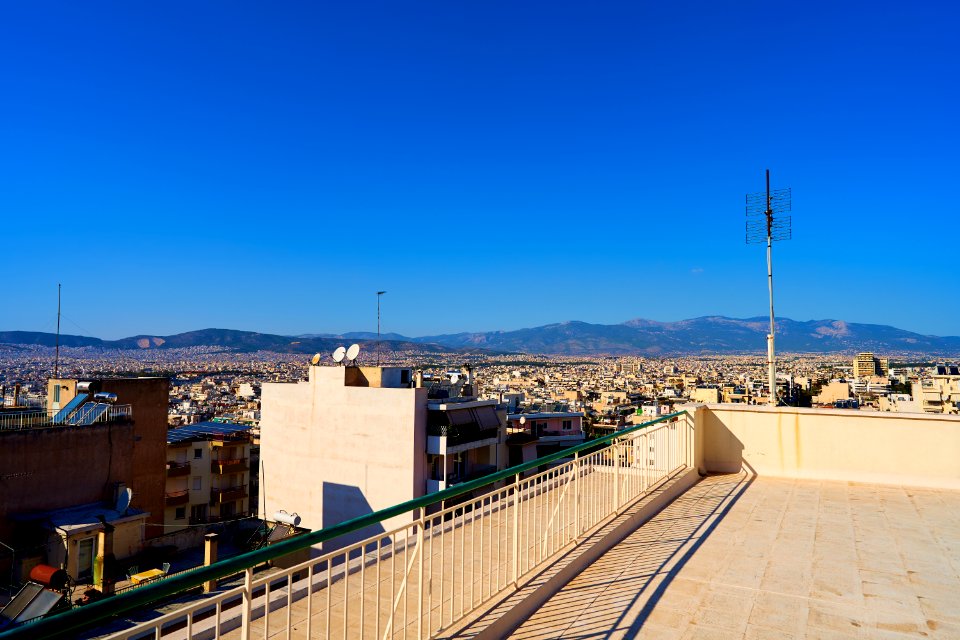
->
[0,422,135,542]
[100,378,169,539]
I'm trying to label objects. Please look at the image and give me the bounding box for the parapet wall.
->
[692,404,960,490]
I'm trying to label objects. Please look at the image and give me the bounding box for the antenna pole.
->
[376,291,386,366]
[765,170,776,406]
[54,283,61,379]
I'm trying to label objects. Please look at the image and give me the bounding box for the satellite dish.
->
[115,487,133,514]
[346,343,360,362]
[310,353,322,366]
[332,346,346,363]
[519,416,527,425]
[450,374,461,385]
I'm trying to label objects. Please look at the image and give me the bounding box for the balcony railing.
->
[210,486,248,504]
[5,411,691,640]
[166,461,191,478]
[427,424,499,446]
[164,490,190,507]
[210,458,248,474]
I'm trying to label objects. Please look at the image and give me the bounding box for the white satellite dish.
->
[115,487,133,513]
[332,346,346,363]
[310,353,322,366]
[519,416,527,425]
[346,343,361,362]
[450,373,461,385]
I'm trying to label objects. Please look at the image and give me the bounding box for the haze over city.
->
[2,1,958,338]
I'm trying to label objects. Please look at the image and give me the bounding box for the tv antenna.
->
[54,284,61,379]
[746,169,792,405]
[332,346,346,365]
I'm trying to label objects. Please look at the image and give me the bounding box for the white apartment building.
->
[259,365,506,538]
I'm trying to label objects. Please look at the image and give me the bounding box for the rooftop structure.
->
[258,364,506,539]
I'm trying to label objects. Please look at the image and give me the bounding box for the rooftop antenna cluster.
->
[746,169,792,405]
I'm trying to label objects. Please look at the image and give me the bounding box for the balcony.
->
[164,489,190,507]
[210,457,247,474]
[210,486,248,504]
[166,461,190,477]
[426,425,499,455]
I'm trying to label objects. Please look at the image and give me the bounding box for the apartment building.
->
[0,376,167,584]
[852,352,889,379]
[165,421,253,538]
[912,365,960,414]
[259,364,506,537]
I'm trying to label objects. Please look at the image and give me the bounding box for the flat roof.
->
[167,421,253,444]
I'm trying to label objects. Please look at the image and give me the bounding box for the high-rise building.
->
[852,352,888,379]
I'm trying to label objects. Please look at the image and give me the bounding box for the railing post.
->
[511,473,520,587]
[573,452,580,540]
[241,566,253,640]
[613,441,621,513]
[417,508,424,640]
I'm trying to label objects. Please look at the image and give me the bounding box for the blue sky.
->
[1,1,957,339]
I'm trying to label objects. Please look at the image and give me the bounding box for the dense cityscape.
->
[2,1,959,637]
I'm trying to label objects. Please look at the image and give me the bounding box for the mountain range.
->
[2,317,958,356]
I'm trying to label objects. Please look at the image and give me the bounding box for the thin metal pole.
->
[376,290,386,366]
[54,283,61,379]
[765,169,776,406]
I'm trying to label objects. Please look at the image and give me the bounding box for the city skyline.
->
[2,2,958,338]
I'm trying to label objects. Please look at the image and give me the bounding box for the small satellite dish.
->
[346,343,361,361]
[115,487,133,514]
[332,346,346,363]
[450,374,461,385]
[519,416,527,425]
[310,353,322,365]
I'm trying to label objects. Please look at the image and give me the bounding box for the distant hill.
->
[413,316,960,355]
[2,317,958,356]
[0,329,461,356]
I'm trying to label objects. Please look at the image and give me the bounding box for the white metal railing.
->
[0,404,133,431]
[101,414,693,640]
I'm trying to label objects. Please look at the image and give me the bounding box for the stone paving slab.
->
[505,474,960,639]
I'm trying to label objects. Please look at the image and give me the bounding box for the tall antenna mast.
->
[376,291,386,366]
[746,170,792,405]
[54,283,62,379]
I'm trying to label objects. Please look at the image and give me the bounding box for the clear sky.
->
[2,1,957,339]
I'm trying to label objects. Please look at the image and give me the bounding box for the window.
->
[53,386,61,403]
[192,476,202,491]
[193,448,203,459]
[562,420,573,431]
[175,507,186,520]
[190,504,207,523]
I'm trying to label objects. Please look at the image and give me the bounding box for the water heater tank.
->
[273,510,302,527]
[29,564,69,590]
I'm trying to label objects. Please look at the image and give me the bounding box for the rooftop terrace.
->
[3,405,958,639]
[483,474,960,639]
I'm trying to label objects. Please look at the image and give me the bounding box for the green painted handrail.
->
[0,410,687,640]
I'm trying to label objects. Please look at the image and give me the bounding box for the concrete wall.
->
[260,367,427,540]
[101,378,170,539]
[0,422,134,541]
[694,404,960,490]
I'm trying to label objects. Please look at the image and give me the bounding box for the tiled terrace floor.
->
[505,473,960,639]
